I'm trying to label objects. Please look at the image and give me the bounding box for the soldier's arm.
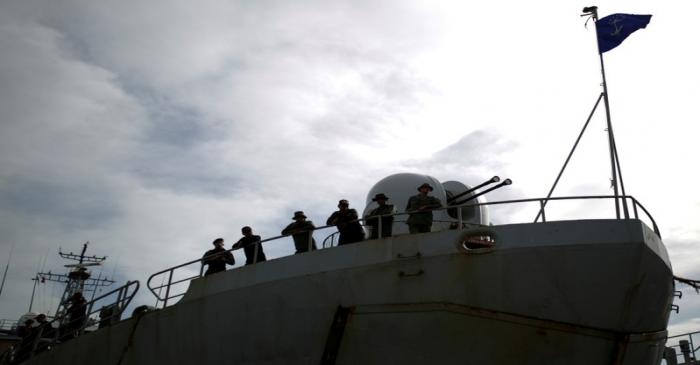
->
[281,224,294,235]
[224,252,235,265]
[202,251,213,264]
[326,212,337,226]
[232,239,243,249]
[406,197,417,212]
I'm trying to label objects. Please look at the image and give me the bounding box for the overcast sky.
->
[1,0,699,337]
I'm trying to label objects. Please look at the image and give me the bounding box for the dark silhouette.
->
[282,211,317,253]
[365,193,395,239]
[326,200,364,245]
[203,238,235,276]
[233,226,267,265]
[406,183,442,233]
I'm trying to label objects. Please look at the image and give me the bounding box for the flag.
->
[596,14,652,53]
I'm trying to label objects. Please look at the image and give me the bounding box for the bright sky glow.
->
[1,0,699,339]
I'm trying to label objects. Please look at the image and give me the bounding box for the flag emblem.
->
[596,14,652,53]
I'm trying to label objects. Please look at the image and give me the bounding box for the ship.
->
[1,169,697,364]
[2,6,700,365]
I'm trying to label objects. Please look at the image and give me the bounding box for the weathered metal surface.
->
[22,219,673,365]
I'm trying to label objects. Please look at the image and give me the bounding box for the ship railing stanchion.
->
[163,270,174,308]
[253,241,259,264]
[307,229,313,252]
[539,200,546,222]
[457,206,463,229]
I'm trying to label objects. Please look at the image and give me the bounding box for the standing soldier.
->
[202,238,235,276]
[326,199,364,245]
[233,226,267,265]
[365,193,395,239]
[63,292,88,340]
[406,183,442,233]
[282,211,317,254]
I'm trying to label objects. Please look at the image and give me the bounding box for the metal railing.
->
[147,195,659,309]
[0,319,18,332]
[1,280,139,364]
[148,226,337,308]
[666,331,699,364]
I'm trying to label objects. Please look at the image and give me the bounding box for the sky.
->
[1,0,699,339]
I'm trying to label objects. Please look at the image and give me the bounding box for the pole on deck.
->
[583,6,630,219]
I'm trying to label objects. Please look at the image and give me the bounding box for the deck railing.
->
[665,331,699,364]
[0,319,18,332]
[147,195,659,308]
[1,280,139,364]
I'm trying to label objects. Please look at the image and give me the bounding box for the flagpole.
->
[598,48,622,219]
[585,6,630,219]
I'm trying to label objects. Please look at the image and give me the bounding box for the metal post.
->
[0,247,11,300]
[598,61,619,214]
[457,206,463,229]
[163,270,174,308]
[377,215,383,238]
[307,230,313,252]
[539,200,547,222]
[28,275,39,312]
[116,286,125,310]
[535,93,603,222]
[253,242,259,264]
[588,7,621,219]
[611,137,630,218]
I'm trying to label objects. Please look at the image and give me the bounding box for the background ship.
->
[1,4,700,365]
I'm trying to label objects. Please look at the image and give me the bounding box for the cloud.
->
[1,0,700,339]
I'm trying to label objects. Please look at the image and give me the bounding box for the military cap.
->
[372,193,389,201]
[417,183,434,191]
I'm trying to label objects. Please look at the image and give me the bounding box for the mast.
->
[38,242,114,319]
[582,6,630,219]
[0,249,10,300]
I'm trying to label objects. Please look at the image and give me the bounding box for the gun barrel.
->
[452,179,512,206]
[447,176,500,203]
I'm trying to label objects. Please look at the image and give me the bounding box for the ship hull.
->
[22,219,673,365]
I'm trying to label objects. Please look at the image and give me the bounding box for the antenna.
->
[0,245,13,300]
[37,242,115,323]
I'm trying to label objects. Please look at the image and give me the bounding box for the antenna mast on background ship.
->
[37,242,114,317]
[0,246,12,301]
[535,6,652,222]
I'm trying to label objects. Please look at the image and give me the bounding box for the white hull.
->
[23,219,673,365]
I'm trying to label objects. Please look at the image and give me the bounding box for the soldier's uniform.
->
[406,184,442,234]
[366,193,396,239]
[203,246,235,276]
[233,234,266,265]
[327,200,364,245]
[282,211,317,253]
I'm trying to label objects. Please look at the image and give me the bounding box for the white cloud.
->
[1,0,699,338]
